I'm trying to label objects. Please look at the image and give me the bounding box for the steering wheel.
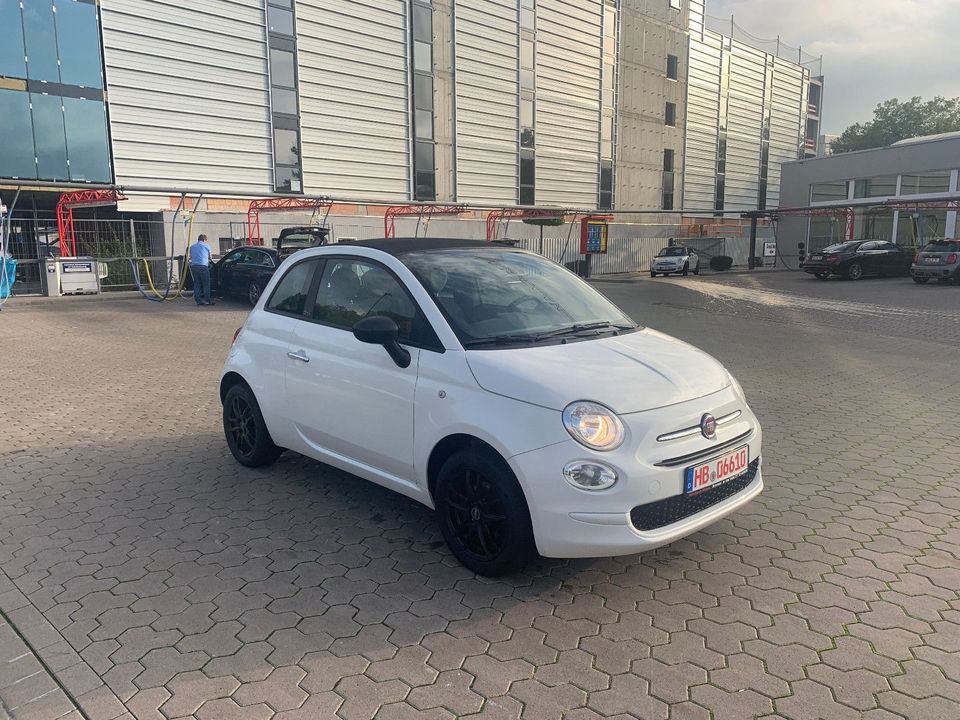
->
[507,295,550,312]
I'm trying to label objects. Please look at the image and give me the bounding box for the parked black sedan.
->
[214,227,330,305]
[803,240,913,280]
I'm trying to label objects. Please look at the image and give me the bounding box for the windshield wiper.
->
[461,334,543,348]
[533,322,634,340]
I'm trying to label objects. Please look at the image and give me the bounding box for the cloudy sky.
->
[706,0,960,134]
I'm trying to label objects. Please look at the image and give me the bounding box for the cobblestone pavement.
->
[1,273,959,720]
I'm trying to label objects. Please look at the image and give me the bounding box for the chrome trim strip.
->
[656,410,742,442]
[654,429,753,468]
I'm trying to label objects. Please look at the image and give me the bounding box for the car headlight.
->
[562,401,625,451]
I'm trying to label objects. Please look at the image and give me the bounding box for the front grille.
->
[630,458,760,531]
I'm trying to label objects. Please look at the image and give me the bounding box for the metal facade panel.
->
[683,34,721,210]
[100,0,273,193]
[535,0,602,207]
[297,0,409,200]
[454,0,519,204]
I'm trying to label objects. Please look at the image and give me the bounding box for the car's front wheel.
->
[434,448,536,577]
[846,262,864,280]
[223,383,283,467]
[650,271,657,278]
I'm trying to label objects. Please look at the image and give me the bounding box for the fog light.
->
[563,462,618,491]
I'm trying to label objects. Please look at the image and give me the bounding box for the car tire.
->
[912,276,930,284]
[650,272,657,278]
[434,448,536,577]
[845,262,863,281]
[815,272,829,280]
[223,384,283,468]
[682,263,689,277]
[247,280,262,307]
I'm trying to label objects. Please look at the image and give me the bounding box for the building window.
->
[266,0,302,193]
[410,0,435,200]
[666,54,679,80]
[662,171,675,210]
[0,0,111,184]
[664,102,676,127]
[663,149,674,172]
[598,0,618,210]
[519,0,536,205]
[669,0,682,9]
[854,176,897,199]
[810,180,848,203]
[900,171,951,196]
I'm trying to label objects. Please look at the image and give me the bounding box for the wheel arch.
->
[427,433,512,502]
[219,371,249,404]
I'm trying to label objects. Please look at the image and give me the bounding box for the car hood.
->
[465,328,731,414]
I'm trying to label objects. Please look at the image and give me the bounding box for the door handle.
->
[287,350,310,363]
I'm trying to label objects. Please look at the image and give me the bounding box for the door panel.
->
[283,257,424,485]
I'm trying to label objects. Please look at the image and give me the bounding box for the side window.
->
[251,251,274,267]
[266,259,316,316]
[311,259,418,341]
[222,250,245,265]
[881,242,900,252]
[858,241,878,251]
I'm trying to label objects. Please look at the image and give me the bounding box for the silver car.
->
[912,240,960,285]
[651,246,700,277]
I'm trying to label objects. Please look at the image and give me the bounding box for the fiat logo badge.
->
[700,414,717,440]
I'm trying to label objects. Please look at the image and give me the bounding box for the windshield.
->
[657,247,687,257]
[402,249,637,347]
[821,242,860,253]
[924,242,960,253]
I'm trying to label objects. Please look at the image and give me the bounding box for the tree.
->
[831,96,960,154]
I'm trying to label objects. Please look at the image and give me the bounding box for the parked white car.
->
[651,246,701,277]
[220,239,762,575]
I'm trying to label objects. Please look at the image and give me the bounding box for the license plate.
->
[811,255,823,261]
[924,257,941,264]
[685,445,750,494]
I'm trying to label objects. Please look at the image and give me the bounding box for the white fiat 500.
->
[220,239,762,576]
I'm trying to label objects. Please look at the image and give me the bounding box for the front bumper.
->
[508,388,763,558]
[652,264,684,273]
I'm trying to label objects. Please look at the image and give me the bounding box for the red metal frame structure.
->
[56,188,127,257]
[247,197,332,245]
[485,208,567,241]
[384,204,467,238]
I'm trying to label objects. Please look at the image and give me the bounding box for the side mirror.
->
[352,316,411,368]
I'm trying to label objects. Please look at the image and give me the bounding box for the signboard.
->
[580,216,611,255]
[763,242,777,258]
[61,263,93,273]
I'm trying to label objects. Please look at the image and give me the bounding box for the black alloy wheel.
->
[223,384,283,467]
[435,449,535,576]
[846,262,864,281]
[650,272,657,278]
[248,280,262,307]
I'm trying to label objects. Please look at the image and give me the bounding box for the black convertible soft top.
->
[339,238,516,256]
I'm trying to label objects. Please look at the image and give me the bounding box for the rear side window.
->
[266,259,316,316]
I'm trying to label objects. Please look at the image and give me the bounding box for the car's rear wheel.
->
[223,384,283,467]
[434,448,535,577]
[247,280,262,307]
[846,262,863,280]
[913,276,930,284]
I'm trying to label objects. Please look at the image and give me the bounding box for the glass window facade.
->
[0,0,111,183]
[410,0,435,200]
[854,176,897,199]
[900,171,951,196]
[266,1,302,192]
[811,180,848,203]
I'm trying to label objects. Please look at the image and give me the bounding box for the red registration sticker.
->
[685,445,750,494]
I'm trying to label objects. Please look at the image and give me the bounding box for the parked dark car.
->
[214,227,330,305]
[911,240,960,285]
[803,240,913,280]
